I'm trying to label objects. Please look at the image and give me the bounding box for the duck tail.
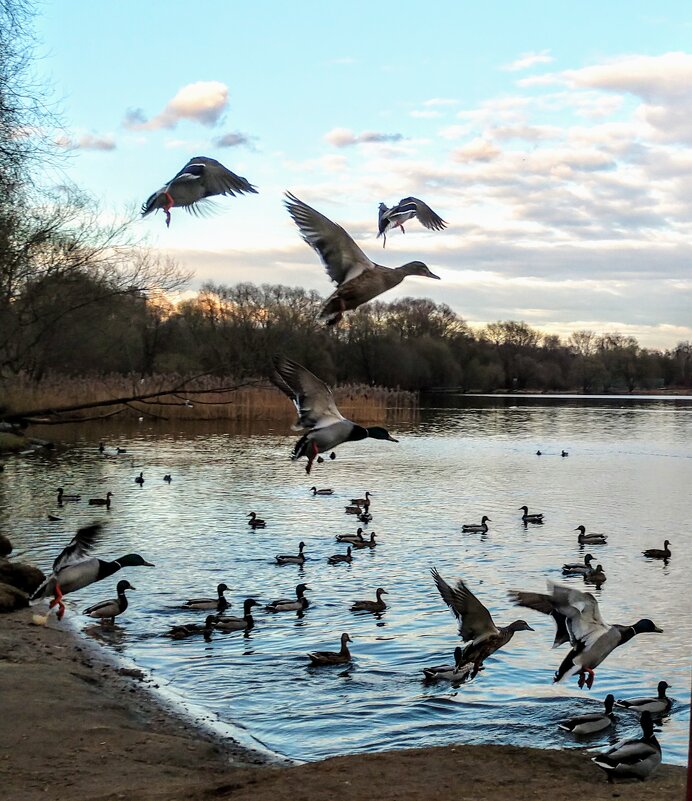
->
[29,575,55,603]
[553,650,579,683]
[319,297,345,326]
[140,191,162,217]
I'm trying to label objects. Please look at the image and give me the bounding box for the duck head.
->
[296,583,309,597]
[365,426,398,443]
[633,618,663,634]
[657,680,670,695]
[217,583,229,595]
[341,632,353,644]
[603,693,615,714]
[375,587,388,598]
[481,516,491,524]
[243,598,260,613]
[402,261,440,280]
[575,525,586,534]
[509,620,534,633]
[115,554,155,567]
[116,580,135,594]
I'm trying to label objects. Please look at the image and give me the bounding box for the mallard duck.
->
[562,554,595,574]
[561,450,569,457]
[163,474,172,483]
[350,587,387,612]
[88,492,113,508]
[575,525,607,545]
[83,580,134,625]
[167,614,217,641]
[284,192,440,325]
[558,694,615,735]
[422,646,474,683]
[247,512,266,529]
[275,542,306,565]
[350,492,373,505]
[214,599,260,631]
[508,580,662,688]
[271,355,398,474]
[142,156,257,227]
[583,564,607,585]
[462,516,491,533]
[519,505,543,523]
[98,443,126,456]
[536,450,542,455]
[57,487,81,503]
[642,540,671,559]
[336,528,366,544]
[344,505,362,514]
[182,583,230,611]
[29,524,154,620]
[351,532,377,549]
[615,681,672,716]
[591,711,661,782]
[310,486,333,495]
[357,511,373,524]
[307,632,352,665]
[0,534,12,558]
[377,197,447,248]
[265,583,310,612]
[328,546,353,565]
[432,568,533,678]
[134,472,144,485]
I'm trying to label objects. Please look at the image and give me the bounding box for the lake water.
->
[1,396,690,764]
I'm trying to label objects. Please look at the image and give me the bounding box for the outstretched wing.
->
[285,192,374,286]
[399,197,447,231]
[172,156,257,197]
[271,355,344,429]
[431,568,499,642]
[52,524,102,573]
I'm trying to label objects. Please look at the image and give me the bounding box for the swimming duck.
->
[88,492,113,508]
[247,512,266,529]
[561,450,569,457]
[351,532,377,549]
[575,525,608,545]
[536,450,542,456]
[310,486,333,495]
[350,587,387,612]
[642,540,671,559]
[163,474,172,483]
[83,580,134,625]
[562,554,595,574]
[307,632,353,666]
[583,564,607,586]
[591,711,661,782]
[327,546,353,565]
[0,534,12,558]
[350,492,373,506]
[214,599,260,631]
[275,542,306,565]
[558,694,616,735]
[432,568,534,678]
[182,583,230,612]
[142,156,257,228]
[377,197,447,248]
[134,472,144,485]
[344,505,362,514]
[508,580,662,689]
[519,505,543,523]
[99,443,126,456]
[615,681,672,716]
[29,524,154,620]
[422,646,474,683]
[271,355,398,474]
[357,511,373,524]
[167,614,217,641]
[57,487,81,503]
[462,516,491,533]
[265,583,310,613]
[335,527,366,544]
[284,193,440,326]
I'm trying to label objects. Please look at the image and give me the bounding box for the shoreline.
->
[1,608,686,801]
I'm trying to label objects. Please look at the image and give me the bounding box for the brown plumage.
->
[307,632,352,665]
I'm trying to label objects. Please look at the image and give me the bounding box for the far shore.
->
[0,608,686,801]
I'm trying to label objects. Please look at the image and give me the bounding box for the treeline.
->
[3,278,690,394]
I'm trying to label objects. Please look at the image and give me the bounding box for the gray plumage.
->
[462,515,491,533]
[558,694,615,735]
[377,197,447,248]
[83,579,133,624]
[615,681,672,716]
[591,711,661,782]
[350,587,387,612]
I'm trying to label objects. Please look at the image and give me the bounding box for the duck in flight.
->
[377,197,447,247]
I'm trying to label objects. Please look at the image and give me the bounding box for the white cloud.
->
[56,132,116,151]
[452,138,500,162]
[124,81,229,131]
[502,49,554,72]
[324,127,405,147]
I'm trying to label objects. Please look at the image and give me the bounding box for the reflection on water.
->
[1,398,690,764]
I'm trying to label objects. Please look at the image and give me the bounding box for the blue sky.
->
[34,1,692,348]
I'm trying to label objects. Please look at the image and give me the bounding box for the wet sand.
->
[0,608,686,801]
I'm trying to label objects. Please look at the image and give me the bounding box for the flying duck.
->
[88,492,113,508]
[29,524,154,620]
[432,568,534,678]
[350,587,387,612]
[284,192,440,325]
[351,532,377,549]
[615,681,672,717]
[182,583,230,611]
[377,197,447,248]
[336,528,366,544]
[562,554,595,574]
[462,516,491,533]
[508,580,662,688]
[57,487,81,503]
[214,599,260,631]
[642,540,671,559]
[275,542,306,565]
[141,156,257,228]
[422,646,474,683]
[328,546,353,565]
[558,694,616,735]
[519,506,543,523]
[83,580,134,625]
[167,614,217,641]
[134,472,144,485]
[591,711,661,782]
[271,355,398,474]
[247,512,266,529]
[310,486,334,495]
[265,583,310,613]
[575,525,608,545]
[307,632,352,666]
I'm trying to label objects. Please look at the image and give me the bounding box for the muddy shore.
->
[0,608,686,801]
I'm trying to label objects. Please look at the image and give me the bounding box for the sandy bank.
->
[0,609,686,801]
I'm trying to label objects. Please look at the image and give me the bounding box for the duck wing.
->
[52,524,102,573]
[284,192,374,286]
[431,568,499,642]
[398,197,447,231]
[171,156,257,198]
[272,355,344,429]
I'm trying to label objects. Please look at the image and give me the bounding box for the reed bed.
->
[2,373,418,423]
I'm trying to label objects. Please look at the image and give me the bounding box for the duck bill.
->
[428,270,441,279]
[653,626,663,633]
[142,560,155,567]
[387,435,399,442]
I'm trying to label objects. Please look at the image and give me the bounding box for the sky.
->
[33,0,692,349]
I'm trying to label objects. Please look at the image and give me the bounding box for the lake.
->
[1,396,690,764]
